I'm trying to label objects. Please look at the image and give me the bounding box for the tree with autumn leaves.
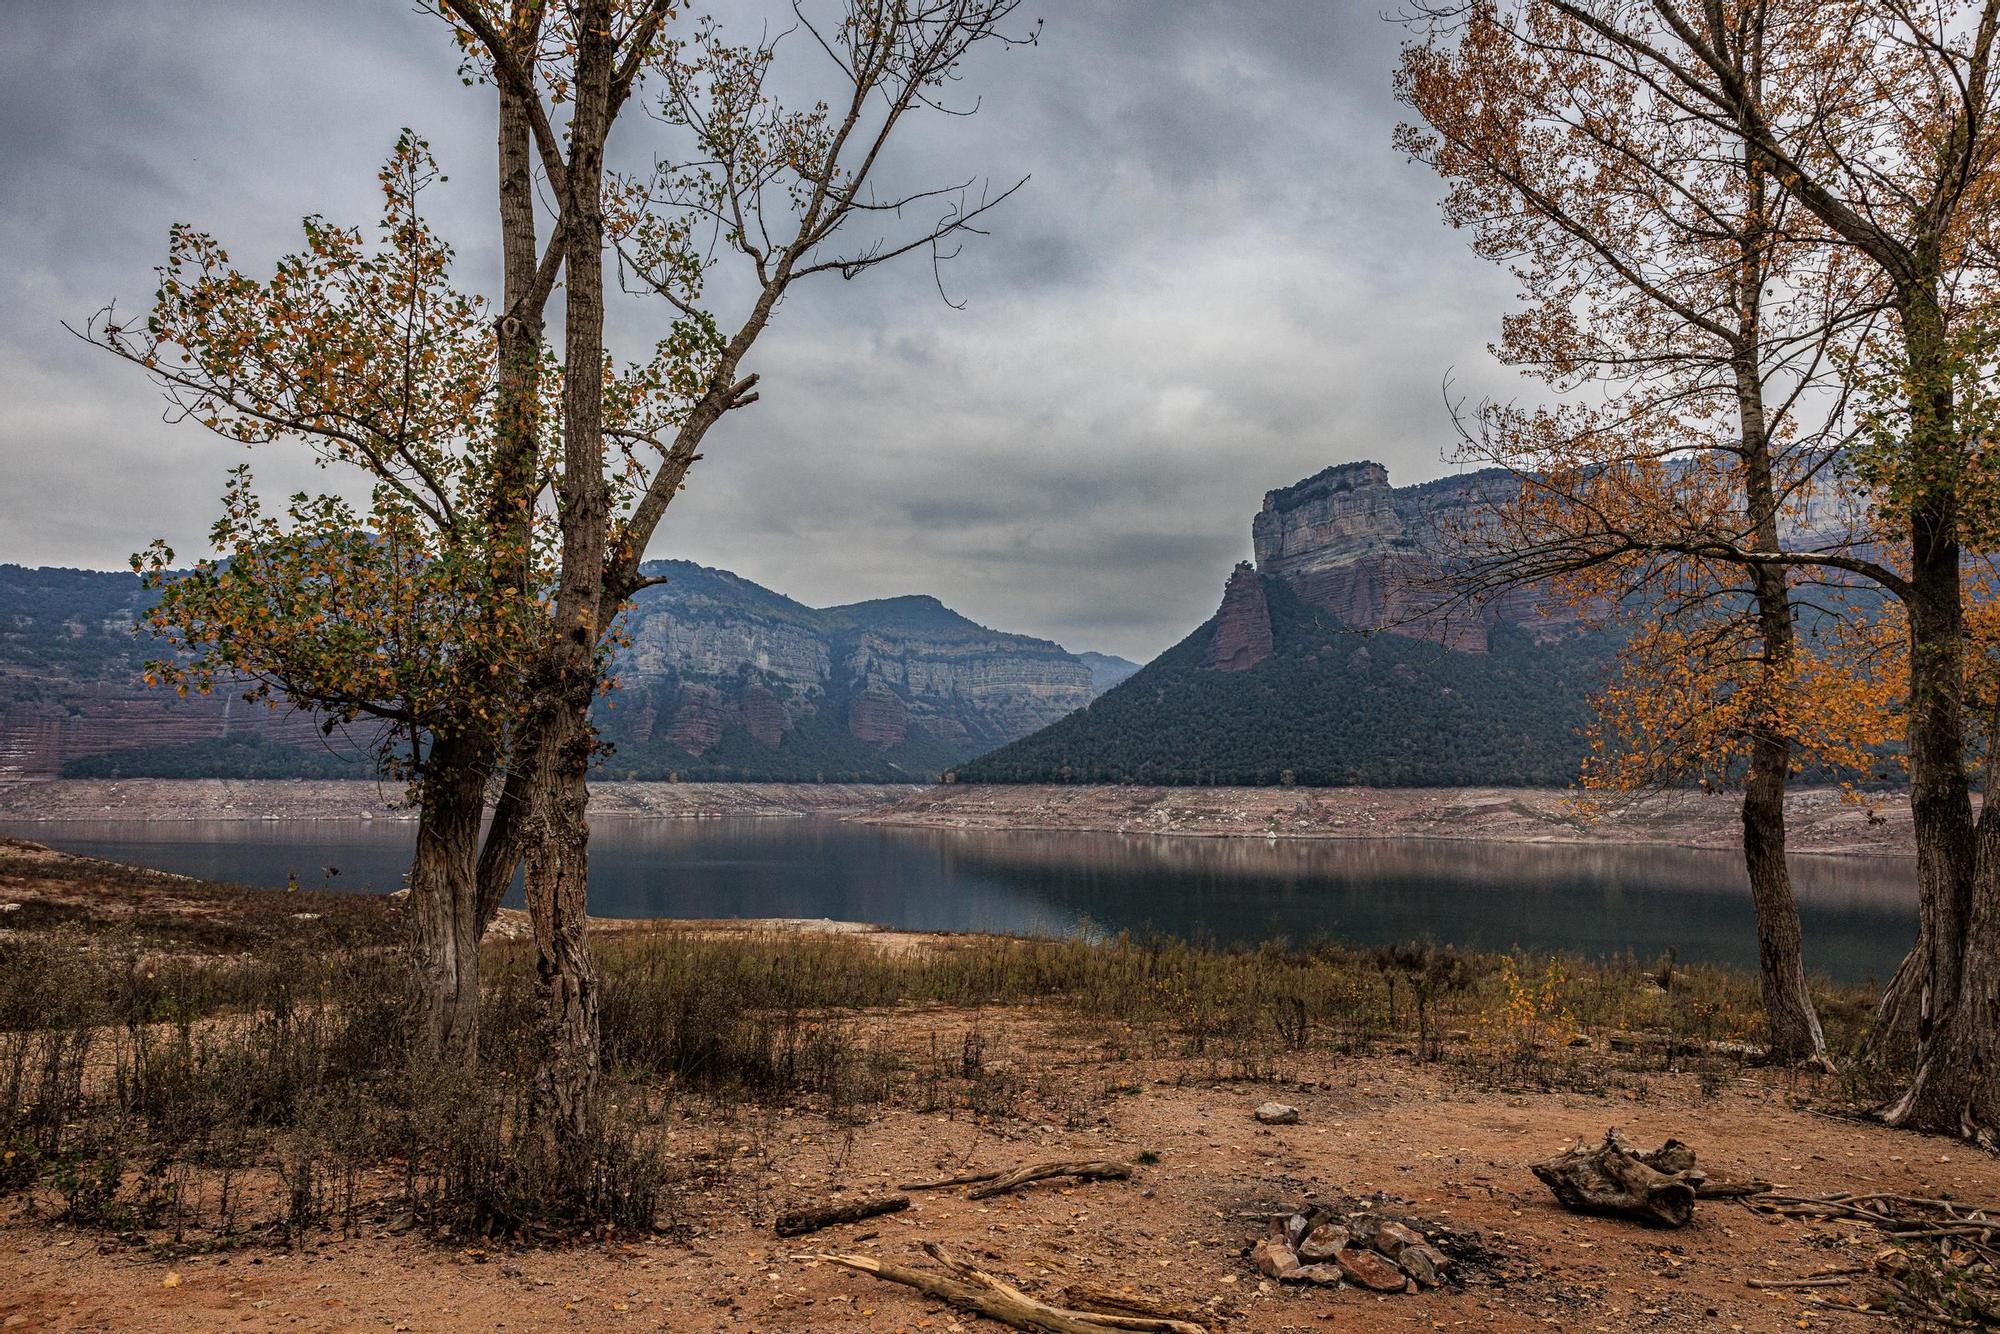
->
[1402,0,2000,1140]
[87,135,559,1065]
[1395,0,1897,1067]
[91,0,1033,1150]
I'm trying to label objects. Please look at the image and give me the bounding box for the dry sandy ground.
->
[866,785,1922,856]
[0,1026,1989,1334]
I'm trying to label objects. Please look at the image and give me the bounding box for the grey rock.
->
[1298,1223,1349,1262]
[1398,1243,1446,1288]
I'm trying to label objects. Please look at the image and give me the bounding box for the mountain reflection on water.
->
[0,817,1916,984]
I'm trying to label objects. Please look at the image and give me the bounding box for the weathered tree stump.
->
[1530,1129,1698,1227]
[774,1193,909,1237]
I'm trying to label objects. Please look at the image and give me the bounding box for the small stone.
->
[1285,1263,1344,1286]
[1398,1244,1446,1288]
[1284,1214,1309,1249]
[1299,1224,1349,1262]
[1251,1239,1300,1279]
[1334,1249,1407,1293]
[1371,1220,1425,1259]
[1254,1102,1299,1125]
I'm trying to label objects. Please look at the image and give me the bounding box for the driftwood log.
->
[774,1193,909,1238]
[1531,1130,1698,1227]
[1055,1284,1210,1325]
[817,1242,1207,1334]
[966,1160,1134,1200]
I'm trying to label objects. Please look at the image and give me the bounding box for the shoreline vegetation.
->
[0,778,1923,856]
[0,835,1993,1329]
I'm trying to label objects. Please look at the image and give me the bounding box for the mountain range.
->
[0,458,1605,789]
[0,562,1134,783]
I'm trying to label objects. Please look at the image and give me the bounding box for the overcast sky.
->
[0,2,1536,662]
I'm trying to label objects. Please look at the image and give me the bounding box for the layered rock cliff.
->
[1205,563,1273,671]
[595,562,1094,778]
[0,560,1098,783]
[1250,461,1554,651]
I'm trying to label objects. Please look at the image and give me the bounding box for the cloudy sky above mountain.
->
[0,2,1537,662]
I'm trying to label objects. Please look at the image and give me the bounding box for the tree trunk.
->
[403,734,488,1066]
[474,759,529,935]
[1731,252,1829,1068]
[1882,804,2000,1142]
[520,0,615,1147]
[521,691,602,1145]
[457,3,552,950]
[1741,732,1827,1065]
[1876,285,1980,1129]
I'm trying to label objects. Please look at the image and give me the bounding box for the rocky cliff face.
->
[1249,461,1554,652]
[1205,563,1273,671]
[598,564,1095,776]
[0,569,336,782]
[0,560,1097,782]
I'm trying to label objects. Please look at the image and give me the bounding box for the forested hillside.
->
[957,574,1610,787]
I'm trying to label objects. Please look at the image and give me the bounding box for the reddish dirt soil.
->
[0,1026,1988,1333]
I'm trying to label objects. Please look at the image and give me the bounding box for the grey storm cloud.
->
[0,1,1539,662]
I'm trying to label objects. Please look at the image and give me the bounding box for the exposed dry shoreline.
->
[0,777,1925,857]
[864,782,1922,856]
[0,778,919,823]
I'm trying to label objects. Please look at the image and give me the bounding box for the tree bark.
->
[403,733,488,1065]
[1885,812,2000,1144]
[521,694,602,1144]
[1875,286,1979,1125]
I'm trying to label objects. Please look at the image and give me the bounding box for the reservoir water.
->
[0,817,1917,984]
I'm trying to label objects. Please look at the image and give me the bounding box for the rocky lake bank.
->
[0,778,920,822]
[864,783,1921,856]
[0,778,1922,856]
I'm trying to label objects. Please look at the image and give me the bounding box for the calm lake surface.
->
[0,817,1919,983]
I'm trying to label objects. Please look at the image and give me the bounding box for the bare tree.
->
[444,0,1036,1142]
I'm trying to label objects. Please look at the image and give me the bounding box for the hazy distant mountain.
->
[955,461,1608,787]
[596,561,1093,781]
[0,561,1095,783]
[1075,651,1141,696]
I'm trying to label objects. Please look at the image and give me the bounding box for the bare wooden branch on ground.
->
[815,1243,1207,1334]
[965,1160,1134,1200]
[899,1169,1003,1191]
[1055,1285,1210,1325]
[774,1193,909,1238]
[1695,1176,1773,1199]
